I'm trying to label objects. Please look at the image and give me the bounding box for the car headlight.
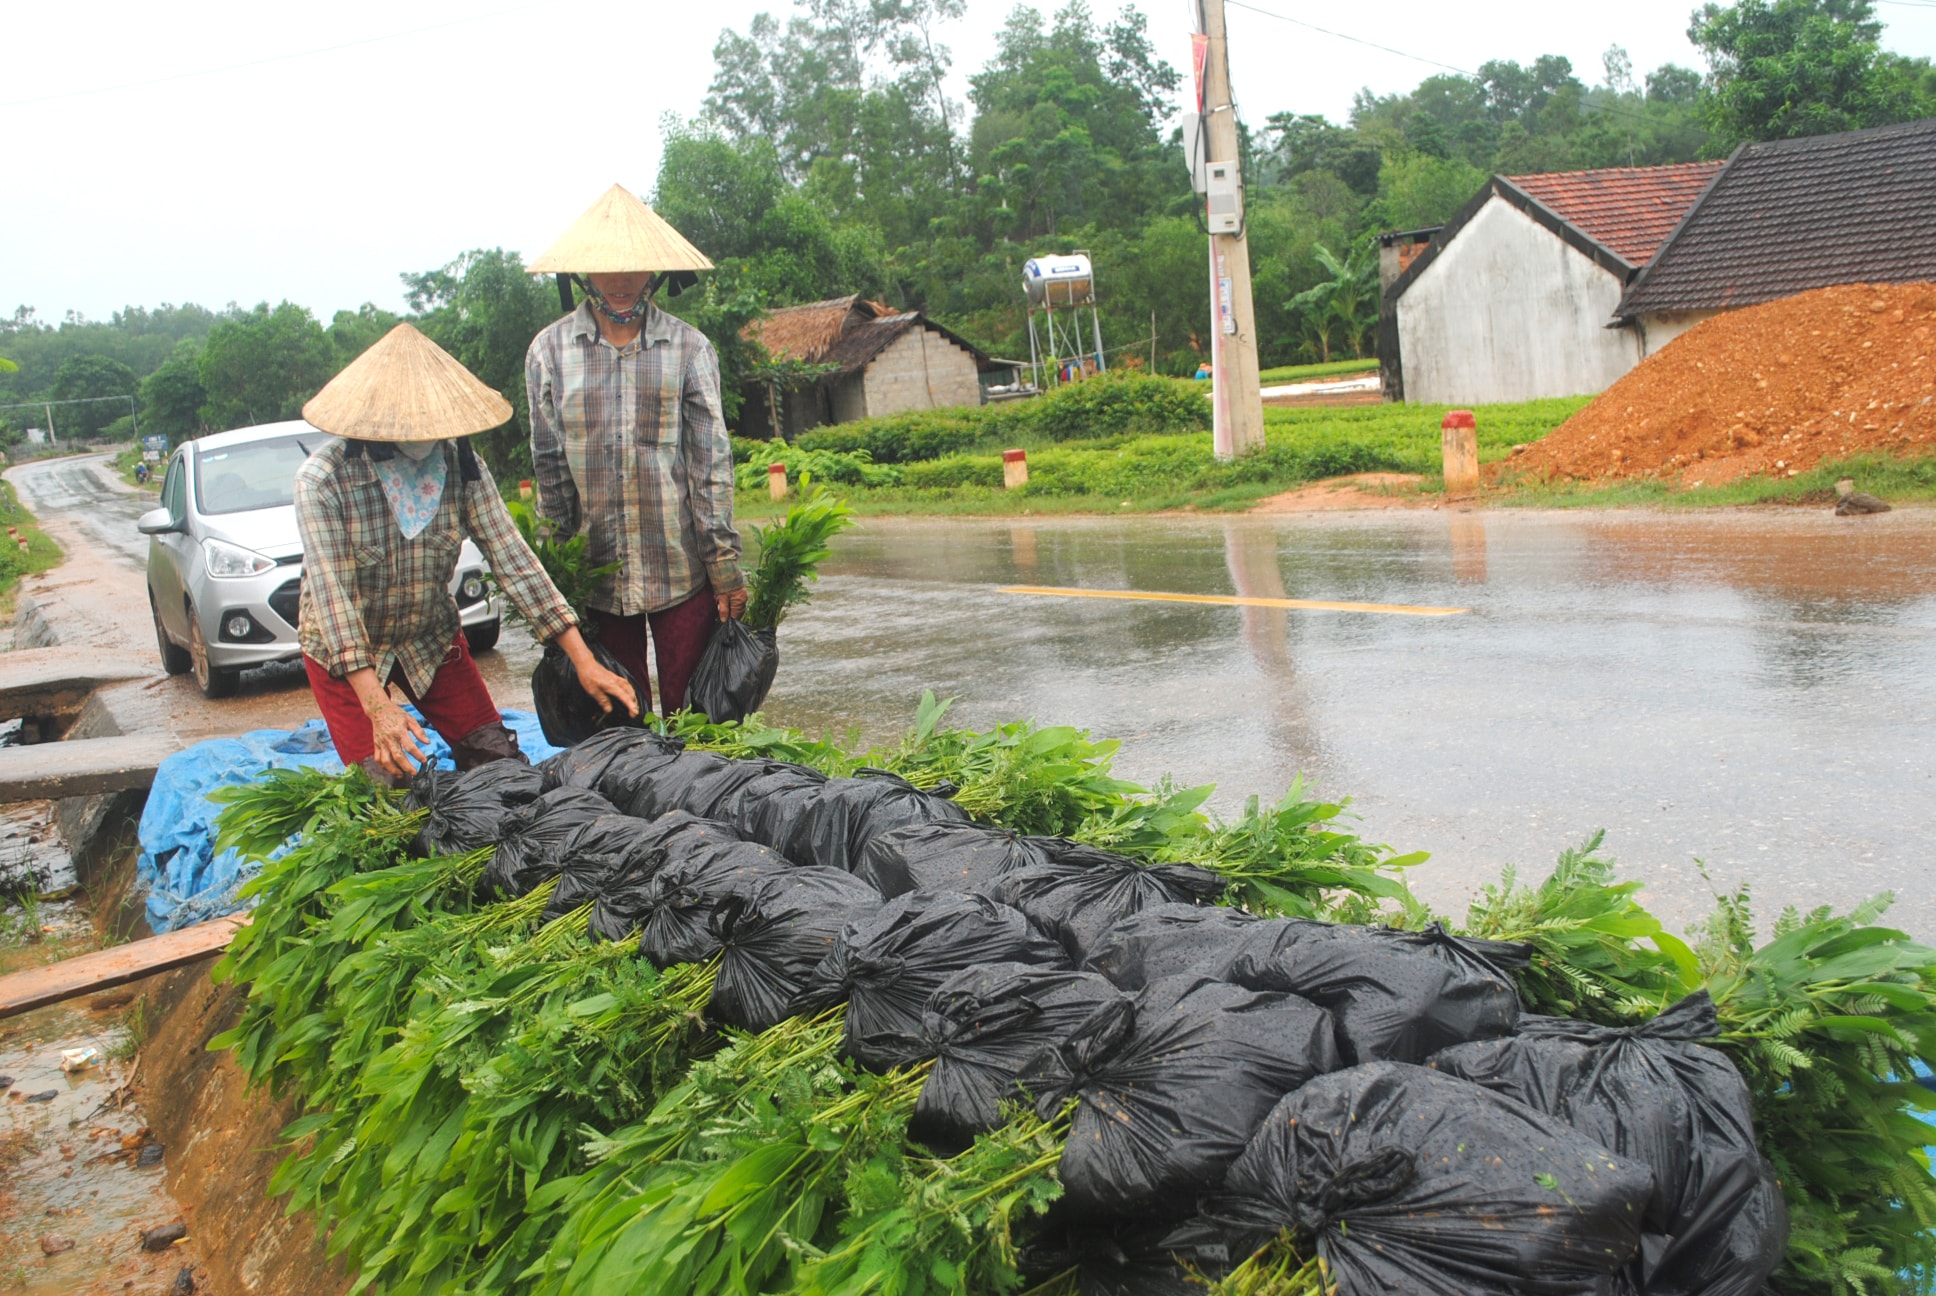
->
[460,574,487,603]
[203,538,276,578]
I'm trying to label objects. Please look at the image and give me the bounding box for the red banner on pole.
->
[1190,32,1209,112]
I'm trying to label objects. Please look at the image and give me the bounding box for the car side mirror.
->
[137,507,180,536]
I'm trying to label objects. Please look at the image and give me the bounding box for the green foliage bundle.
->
[506,499,621,623]
[209,702,1936,1296]
[743,482,856,630]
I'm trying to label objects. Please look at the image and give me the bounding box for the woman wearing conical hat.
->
[524,185,745,718]
[295,324,638,782]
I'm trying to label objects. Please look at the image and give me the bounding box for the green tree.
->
[404,249,558,482]
[139,340,207,442]
[1369,153,1488,230]
[1284,243,1378,362]
[196,302,334,431]
[1689,0,1932,142]
[50,354,138,438]
[327,303,402,368]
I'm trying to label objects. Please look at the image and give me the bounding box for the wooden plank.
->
[0,913,248,1019]
[0,646,151,719]
[0,733,183,802]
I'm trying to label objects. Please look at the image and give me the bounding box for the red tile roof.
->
[1504,161,1724,267]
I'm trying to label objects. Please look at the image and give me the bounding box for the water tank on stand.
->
[1023,253,1105,390]
[1023,255,1097,308]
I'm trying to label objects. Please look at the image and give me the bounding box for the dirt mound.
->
[1512,282,1936,484]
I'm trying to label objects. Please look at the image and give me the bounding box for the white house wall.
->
[1397,198,1643,405]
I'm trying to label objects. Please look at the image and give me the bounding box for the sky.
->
[4,0,1932,325]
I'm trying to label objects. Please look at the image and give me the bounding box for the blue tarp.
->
[136,708,562,933]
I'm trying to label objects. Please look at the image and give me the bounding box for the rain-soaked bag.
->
[686,619,779,725]
[477,786,617,900]
[595,741,695,815]
[539,813,663,925]
[773,771,970,875]
[1020,973,1341,1218]
[539,728,682,795]
[612,749,738,821]
[1211,1062,1654,1296]
[1428,991,1786,1296]
[708,867,880,1031]
[993,839,1226,962]
[586,813,743,942]
[1082,902,1270,991]
[725,764,832,859]
[531,639,647,749]
[1026,1218,1237,1296]
[855,821,1049,899]
[636,839,797,968]
[406,759,545,857]
[796,891,1071,1072]
[1229,921,1529,1065]
[911,962,1129,1152]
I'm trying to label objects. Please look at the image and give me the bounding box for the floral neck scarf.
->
[371,445,448,540]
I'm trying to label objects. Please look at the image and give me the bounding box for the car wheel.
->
[151,588,192,676]
[463,619,501,654]
[187,606,240,699]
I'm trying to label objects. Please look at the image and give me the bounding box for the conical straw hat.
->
[528,184,715,275]
[301,323,512,442]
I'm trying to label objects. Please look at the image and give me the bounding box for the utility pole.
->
[1195,0,1265,459]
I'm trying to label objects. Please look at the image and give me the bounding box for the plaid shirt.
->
[526,300,743,616]
[294,440,576,694]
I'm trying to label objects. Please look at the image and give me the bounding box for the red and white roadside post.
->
[768,463,789,501]
[1003,449,1029,490]
[1441,410,1479,499]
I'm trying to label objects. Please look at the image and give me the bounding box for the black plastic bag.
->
[992,839,1226,962]
[686,619,779,724]
[720,764,832,856]
[709,867,880,1031]
[538,728,682,794]
[772,771,970,875]
[539,814,662,924]
[636,839,797,968]
[855,821,1049,899]
[1082,902,1271,991]
[613,750,735,821]
[1020,973,1341,1218]
[586,813,743,942]
[797,891,1071,1072]
[477,786,617,900]
[1229,921,1528,1065]
[1212,1062,1654,1296]
[1428,991,1786,1296]
[1027,1218,1237,1296]
[405,759,545,857]
[531,639,647,749]
[595,741,695,815]
[911,962,1129,1153]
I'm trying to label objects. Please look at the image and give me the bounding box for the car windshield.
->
[194,435,318,516]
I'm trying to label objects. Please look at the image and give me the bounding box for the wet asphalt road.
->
[14,452,1932,938]
[760,510,1936,938]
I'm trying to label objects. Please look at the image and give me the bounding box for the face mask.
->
[581,276,654,325]
[397,440,439,462]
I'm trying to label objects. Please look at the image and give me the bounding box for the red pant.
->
[305,633,502,767]
[591,586,717,716]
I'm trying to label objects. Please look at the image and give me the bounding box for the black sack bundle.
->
[855,821,1049,899]
[636,838,798,968]
[686,618,780,725]
[1082,902,1270,991]
[477,786,617,900]
[610,749,736,821]
[1020,973,1341,1218]
[594,741,696,815]
[539,728,682,795]
[539,814,665,925]
[1212,1062,1655,1296]
[910,962,1129,1153]
[707,867,880,1031]
[1228,921,1529,1065]
[586,813,743,942]
[1023,1217,1236,1296]
[796,891,1070,1071]
[772,771,970,876]
[531,638,647,749]
[405,759,545,857]
[722,763,832,857]
[992,840,1226,962]
[1428,991,1786,1296]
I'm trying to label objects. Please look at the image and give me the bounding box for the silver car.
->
[139,421,502,698]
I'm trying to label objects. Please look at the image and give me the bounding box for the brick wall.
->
[862,329,982,417]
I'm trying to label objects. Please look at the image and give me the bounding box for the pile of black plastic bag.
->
[407,728,1788,1296]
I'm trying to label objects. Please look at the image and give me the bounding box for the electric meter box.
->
[1206,160,1242,234]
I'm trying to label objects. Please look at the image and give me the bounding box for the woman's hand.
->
[555,626,640,718]
[716,585,749,623]
[348,668,429,779]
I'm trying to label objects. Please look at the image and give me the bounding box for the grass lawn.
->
[0,479,65,614]
[1256,357,1380,385]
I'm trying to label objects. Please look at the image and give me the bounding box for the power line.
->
[1222,0,1475,76]
[0,0,556,109]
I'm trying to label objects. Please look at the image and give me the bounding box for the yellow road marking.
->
[1000,585,1468,617]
